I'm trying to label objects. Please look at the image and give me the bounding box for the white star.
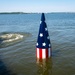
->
[42,42,46,46]
[36,43,38,46]
[47,36,50,39]
[45,28,48,31]
[49,44,51,47]
[40,21,42,24]
[40,33,43,37]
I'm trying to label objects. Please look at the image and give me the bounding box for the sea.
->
[0,13,75,75]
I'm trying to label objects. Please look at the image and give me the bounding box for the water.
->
[0,13,75,75]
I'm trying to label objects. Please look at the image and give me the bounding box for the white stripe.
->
[48,48,51,57]
[37,48,39,58]
[42,49,46,59]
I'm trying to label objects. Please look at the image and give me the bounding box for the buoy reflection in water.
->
[36,58,52,75]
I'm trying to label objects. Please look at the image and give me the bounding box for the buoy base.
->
[36,48,52,59]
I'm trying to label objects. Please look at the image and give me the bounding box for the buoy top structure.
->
[36,13,52,59]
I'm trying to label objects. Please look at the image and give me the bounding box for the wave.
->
[0,34,23,43]
[0,32,31,48]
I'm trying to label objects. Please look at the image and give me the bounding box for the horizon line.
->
[0,11,75,14]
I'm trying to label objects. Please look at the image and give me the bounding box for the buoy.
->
[36,13,52,59]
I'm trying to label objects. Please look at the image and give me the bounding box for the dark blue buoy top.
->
[36,13,51,48]
[41,13,45,22]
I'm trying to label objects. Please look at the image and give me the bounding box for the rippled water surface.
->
[0,13,75,75]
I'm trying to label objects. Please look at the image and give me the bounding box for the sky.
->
[0,0,75,13]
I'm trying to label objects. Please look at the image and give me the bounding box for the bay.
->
[0,13,75,75]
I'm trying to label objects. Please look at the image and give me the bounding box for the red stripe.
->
[46,49,48,58]
[36,48,52,59]
[39,49,42,59]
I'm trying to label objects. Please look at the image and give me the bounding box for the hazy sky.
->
[0,0,75,12]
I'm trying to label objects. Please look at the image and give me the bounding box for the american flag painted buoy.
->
[36,13,52,59]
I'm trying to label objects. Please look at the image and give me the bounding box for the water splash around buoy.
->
[0,32,31,48]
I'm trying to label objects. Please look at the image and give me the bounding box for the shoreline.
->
[0,12,75,14]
